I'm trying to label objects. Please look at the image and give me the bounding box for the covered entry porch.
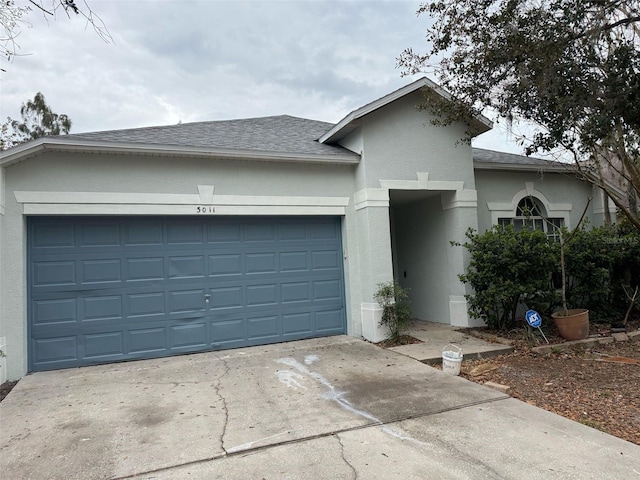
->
[355,177,484,343]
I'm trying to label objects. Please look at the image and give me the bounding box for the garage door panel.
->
[211,318,245,345]
[281,281,311,303]
[33,298,77,326]
[245,253,277,274]
[168,289,206,313]
[316,309,345,332]
[168,255,206,278]
[278,223,307,240]
[246,284,278,306]
[81,295,123,321]
[127,292,166,317]
[244,223,276,242]
[206,222,242,243]
[282,312,313,335]
[313,280,343,301]
[33,336,78,364]
[124,222,164,245]
[170,323,208,349]
[279,251,308,272]
[167,222,206,244]
[311,250,341,270]
[31,222,76,249]
[29,216,346,371]
[80,222,121,246]
[129,327,167,354]
[309,222,339,239]
[209,285,244,310]
[33,261,76,286]
[84,332,124,359]
[247,315,279,340]
[126,257,165,281]
[81,259,122,284]
[208,254,242,276]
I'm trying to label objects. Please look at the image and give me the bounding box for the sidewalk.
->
[389,320,513,364]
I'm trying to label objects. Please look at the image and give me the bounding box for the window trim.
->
[486,182,572,230]
[498,215,564,241]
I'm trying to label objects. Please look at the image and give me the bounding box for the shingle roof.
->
[473,148,571,170]
[472,147,552,167]
[67,115,355,158]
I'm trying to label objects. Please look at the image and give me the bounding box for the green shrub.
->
[610,223,640,319]
[564,226,616,318]
[566,225,640,320]
[456,226,559,331]
[374,281,411,343]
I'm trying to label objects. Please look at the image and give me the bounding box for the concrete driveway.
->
[1,336,638,479]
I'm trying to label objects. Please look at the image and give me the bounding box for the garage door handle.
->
[204,294,211,304]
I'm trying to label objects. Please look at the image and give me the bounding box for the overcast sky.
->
[1,0,524,153]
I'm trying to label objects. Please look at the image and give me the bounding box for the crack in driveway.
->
[335,433,358,480]
[111,396,510,480]
[213,355,231,454]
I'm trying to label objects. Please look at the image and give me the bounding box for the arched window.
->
[498,197,564,241]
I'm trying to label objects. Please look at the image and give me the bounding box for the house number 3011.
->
[196,206,216,214]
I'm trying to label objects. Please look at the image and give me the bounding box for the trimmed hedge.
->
[456,226,558,330]
[457,225,640,329]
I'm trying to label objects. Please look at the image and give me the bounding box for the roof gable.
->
[319,77,493,144]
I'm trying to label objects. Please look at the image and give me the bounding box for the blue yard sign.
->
[525,310,542,328]
[525,309,548,343]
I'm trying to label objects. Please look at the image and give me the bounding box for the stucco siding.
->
[358,92,476,190]
[475,170,599,232]
[6,154,356,197]
[0,209,6,383]
[392,196,451,323]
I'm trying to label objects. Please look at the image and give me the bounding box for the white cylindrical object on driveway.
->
[442,344,463,375]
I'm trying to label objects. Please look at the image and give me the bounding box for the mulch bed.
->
[376,334,423,348]
[459,319,640,445]
[0,381,18,403]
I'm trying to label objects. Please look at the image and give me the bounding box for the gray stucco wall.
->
[333,91,484,329]
[355,91,476,191]
[0,207,6,383]
[475,169,603,232]
[392,195,451,323]
[6,154,353,196]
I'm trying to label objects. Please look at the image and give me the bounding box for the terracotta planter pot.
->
[551,308,590,340]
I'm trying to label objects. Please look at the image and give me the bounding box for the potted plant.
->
[550,225,590,340]
[518,195,591,340]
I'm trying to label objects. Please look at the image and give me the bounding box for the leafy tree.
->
[398,0,640,231]
[1,0,111,66]
[0,92,71,149]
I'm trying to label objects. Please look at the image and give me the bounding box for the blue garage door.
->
[28,216,346,372]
